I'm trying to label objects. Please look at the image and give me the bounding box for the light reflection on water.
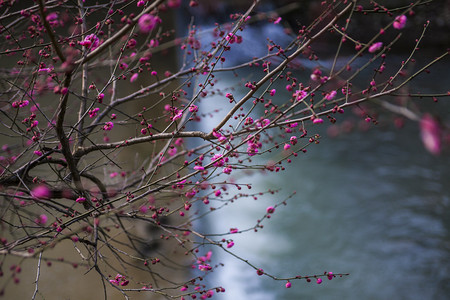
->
[198,60,450,299]
[207,125,450,299]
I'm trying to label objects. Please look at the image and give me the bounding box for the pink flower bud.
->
[368,42,383,53]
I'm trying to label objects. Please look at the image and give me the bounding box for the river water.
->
[197,57,450,299]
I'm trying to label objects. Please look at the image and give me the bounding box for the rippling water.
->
[199,59,450,299]
[206,124,450,299]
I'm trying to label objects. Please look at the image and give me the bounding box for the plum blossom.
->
[31,185,51,199]
[198,264,212,271]
[130,73,139,83]
[79,34,100,51]
[89,108,99,118]
[295,89,308,101]
[103,122,114,131]
[420,113,441,155]
[168,0,181,8]
[109,274,129,286]
[256,118,270,128]
[211,154,225,167]
[75,197,86,203]
[138,14,161,33]
[223,167,232,174]
[368,42,383,53]
[35,214,48,225]
[171,110,183,121]
[393,15,407,29]
[290,136,298,145]
[266,206,275,214]
[313,118,324,124]
[325,90,337,101]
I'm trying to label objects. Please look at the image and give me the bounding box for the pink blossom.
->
[230,228,238,234]
[171,111,183,121]
[393,15,407,30]
[295,90,308,101]
[97,93,105,102]
[325,90,337,101]
[109,279,119,286]
[103,122,114,131]
[168,147,177,156]
[223,167,232,174]
[368,42,383,53]
[189,105,198,112]
[327,272,333,280]
[290,136,298,145]
[79,34,100,51]
[138,14,161,33]
[313,118,324,124]
[266,206,275,214]
[175,138,183,146]
[45,12,58,23]
[420,113,441,155]
[31,185,51,199]
[198,264,212,271]
[283,143,291,151]
[317,278,323,284]
[36,214,48,225]
[75,197,86,203]
[285,282,291,288]
[226,241,234,248]
[256,269,264,276]
[212,154,225,167]
[270,89,276,96]
[214,190,221,197]
[186,190,197,198]
[130,73,139,83]
[256,118,270,128]
[167,0,181,8]
[34,150,43,156]
[274,17,282,24]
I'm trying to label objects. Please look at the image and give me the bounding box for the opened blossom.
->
[31,185,51,199]
[79,34,100,51]
[138,14,161,33]
[393,15,407,29]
